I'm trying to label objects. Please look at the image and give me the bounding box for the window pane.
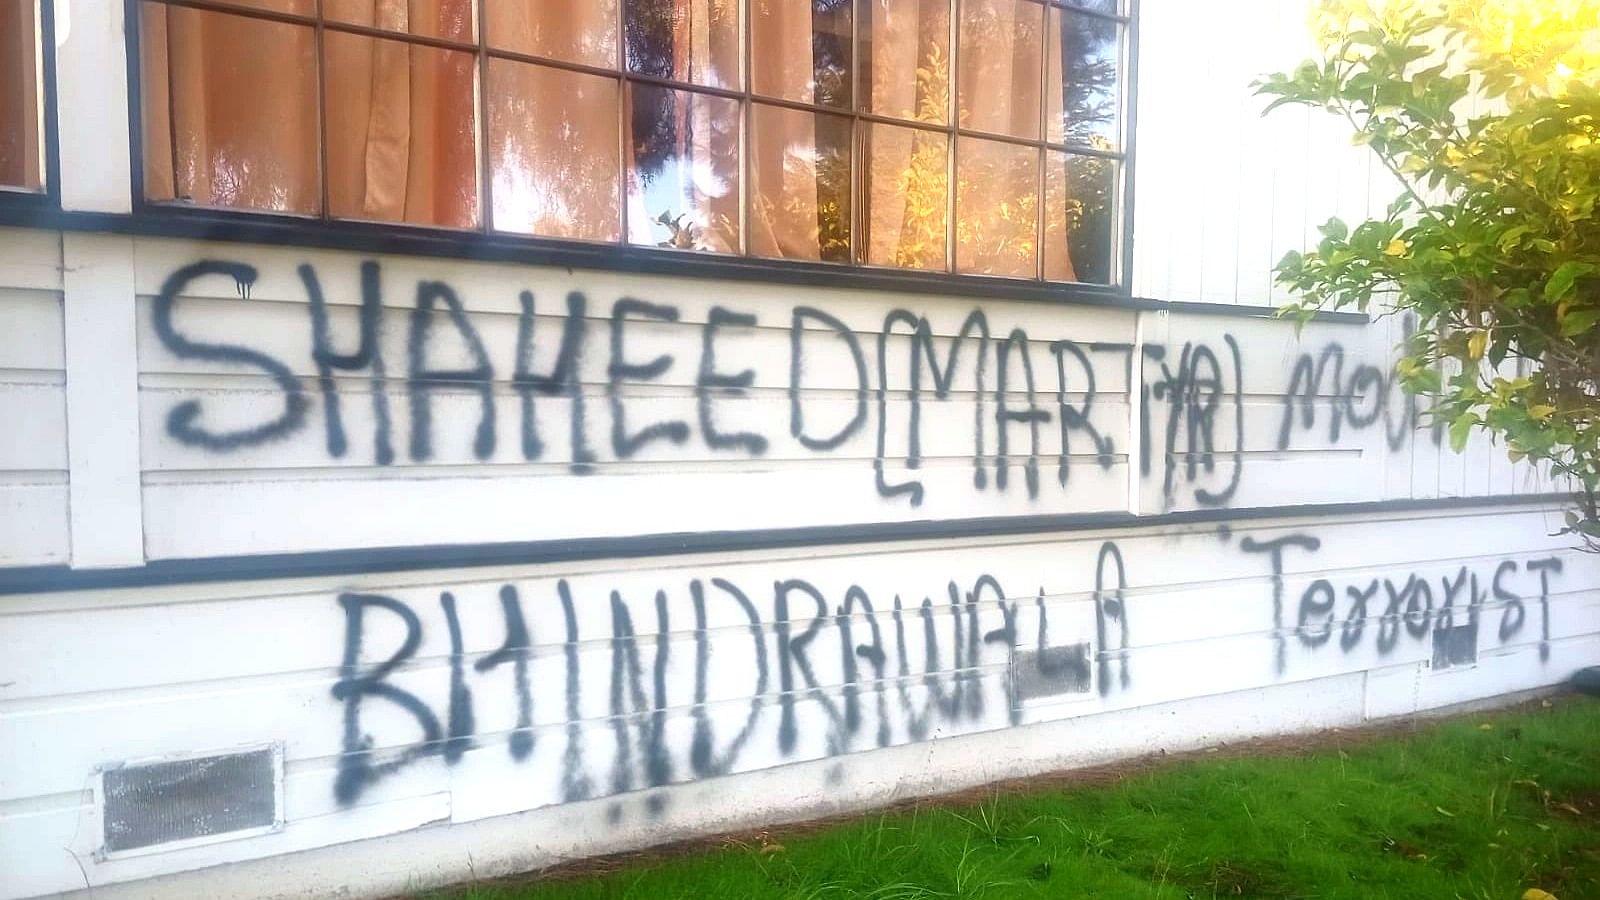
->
[325,0,475,43]
[751,0,852,108]
[193,0,316,15]
[0,0,41,191]
[956,137,1038,278]
[1047,6,1120,147]
[1066,0,1119,15]
[488,60,621,241]
[140,3,321,214]
[626,0,741,89]
[958,0,1043,140]
[487,0,617,69]
[324,31,479,229]
[750,103,851,262]
[1044,150,1115,284]
[862,122,947,271]
[861,0,949,125]
[628,85,740,253]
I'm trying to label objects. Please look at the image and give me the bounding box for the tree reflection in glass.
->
[956,137,1039,278]
[752,0,853,108]
[750,104,851,262]
[488,60,621,241]
[1048,6,1120,147]
[957,0,1043,140]
[487,0,617,69]
[1045,150,1115,284]
[628,85,740,252]
[626,0,741,89]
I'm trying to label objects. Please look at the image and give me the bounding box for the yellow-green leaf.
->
[1522,890,1559,900]
[1529,405,1557,420]
[1467,330,1488,360]
[1384,238,1408,256]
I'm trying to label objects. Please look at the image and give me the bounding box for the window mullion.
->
[946,0,959,274]
[1036,2,1048,281]
[616,0,627,246]
[313,0,330,220]
[475,0,491,235]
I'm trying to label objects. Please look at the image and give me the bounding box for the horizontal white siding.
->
[0,228,67,566]
[1,1,1590,893]
[2,503,1592,897]
[1131,0,1405,306]
[122,238,1546,562]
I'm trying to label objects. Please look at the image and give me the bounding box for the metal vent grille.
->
[1013,642,1093,701]
[101,746,281,856]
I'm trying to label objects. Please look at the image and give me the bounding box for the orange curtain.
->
[486,0,620,240]
[0,0,40,190]
[749,1,853,262]
[133,0,1081,277]
[862,0,949,270]
[141,0,476,226]
[954,0,1074,279]
[1042,9,1079,282]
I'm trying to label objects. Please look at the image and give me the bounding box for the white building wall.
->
[1131,0,1405,307]
[0,227,67,567]
[1,1,1594,899]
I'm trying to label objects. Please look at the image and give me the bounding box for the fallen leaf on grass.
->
[1522,889,1559,900]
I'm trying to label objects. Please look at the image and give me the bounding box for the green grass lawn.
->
[435,696,1600,900]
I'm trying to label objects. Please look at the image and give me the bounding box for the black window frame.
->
[109,0,1140,307]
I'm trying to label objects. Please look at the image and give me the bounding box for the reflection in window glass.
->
[750,104,851,262]
[487,0,617,69]
[751,0,853,108]
[956,137,1038,278]
[128,0,1130,284]
[628,85,740,253]
[140,3,321,214]
[958,0,1043,140]
[861,0,949,125]
[488,60,621,241]
[0,0,41,191]
[324,0,474,42]
[862,122,947,271]
[196,0,315,13]
[1047,7,1120,147]
[1069,0,1119,15]
[1045,150,1116,284]
[627,0,741,89]
[324,32,479,228]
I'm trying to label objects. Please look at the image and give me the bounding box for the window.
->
[135,0,1128,285]
[0,0,44,192]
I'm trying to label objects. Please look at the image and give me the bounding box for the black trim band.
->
[1,493,1567,596]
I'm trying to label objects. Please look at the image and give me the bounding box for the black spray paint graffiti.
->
[1141,337,1244,507]
[327,535,1566,816]
[153,260,1419,509]
[1275,319,1429,452]
[1242,535,1565,675]
[330,545,1132,809]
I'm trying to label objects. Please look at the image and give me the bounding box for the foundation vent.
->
[100,745,282,857]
